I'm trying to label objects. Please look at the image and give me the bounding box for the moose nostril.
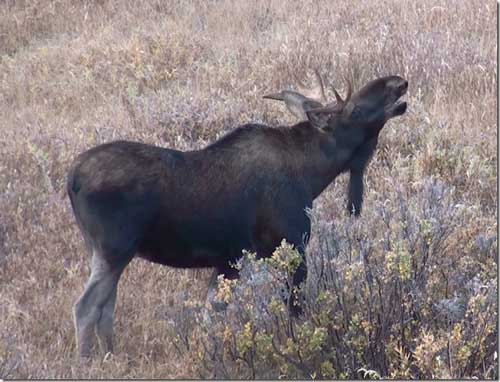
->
[403,80,408,89]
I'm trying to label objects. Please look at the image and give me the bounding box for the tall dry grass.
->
[0,0,497,378]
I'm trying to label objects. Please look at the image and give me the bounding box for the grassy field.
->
[0,0,497,379]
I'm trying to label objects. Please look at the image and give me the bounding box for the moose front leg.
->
[289,249,307,317]
[260,240,307,317]
[280,219,310,317]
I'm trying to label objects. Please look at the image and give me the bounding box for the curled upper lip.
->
[400,80,408,96]
[385,85,408,115]
[394,84,408,105]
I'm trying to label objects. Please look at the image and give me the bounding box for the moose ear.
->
[263,69,327,121]
[306,109,331,129]
[264,91,323,120]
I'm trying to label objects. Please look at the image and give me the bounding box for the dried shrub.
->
[0,0,496,378]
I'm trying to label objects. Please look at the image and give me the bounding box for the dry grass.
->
[0,0,497,378]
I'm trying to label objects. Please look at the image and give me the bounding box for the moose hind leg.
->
[95,277,120,354]
[73,250,129,357]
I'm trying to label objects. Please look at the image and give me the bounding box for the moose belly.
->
[136,216,252,268]
[137,246,227,268]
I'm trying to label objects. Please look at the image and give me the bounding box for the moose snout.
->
[400,80,408,92]
[395,79,408,100]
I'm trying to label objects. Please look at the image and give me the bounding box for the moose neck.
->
[290,121,368,200]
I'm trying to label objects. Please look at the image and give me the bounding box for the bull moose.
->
[67,71,408,357]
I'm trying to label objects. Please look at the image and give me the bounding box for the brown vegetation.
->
[0,0,497,378]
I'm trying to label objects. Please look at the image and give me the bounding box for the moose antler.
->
[264,70,354,120]
[332,78,352,107]
[293,69,327,104]
[308,78,353,115]
[263,69,327,120]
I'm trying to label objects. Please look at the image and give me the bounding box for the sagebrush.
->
[0,0,497,379]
